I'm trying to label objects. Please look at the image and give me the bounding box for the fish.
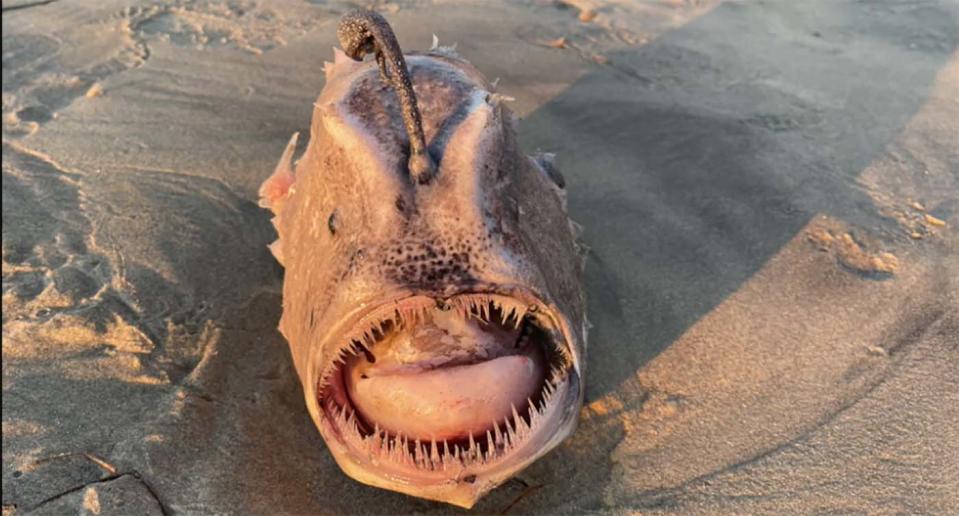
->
[258,9,587,508]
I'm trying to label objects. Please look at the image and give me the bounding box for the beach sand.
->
[3,0,958,513]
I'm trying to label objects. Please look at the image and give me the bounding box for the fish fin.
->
[530,153,566,206]
[427,37,460,58]
[268,240,284,266]
[258,132,299,213]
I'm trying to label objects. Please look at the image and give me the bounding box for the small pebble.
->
[924,214,946,227]
[85,84,104,98]
[544,37,567,49]
[578,9,597,22]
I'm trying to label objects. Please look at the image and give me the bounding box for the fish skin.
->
[259,11,586,508]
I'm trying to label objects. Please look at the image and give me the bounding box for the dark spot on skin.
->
[12,471,22,478]
[463,475,477,484]
[395,196,407,214]
[361,374,369,379]
[328,211,338,235]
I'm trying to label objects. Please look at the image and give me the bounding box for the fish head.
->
[259,18,586,508]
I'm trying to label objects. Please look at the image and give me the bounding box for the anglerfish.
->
[258,9,587,508]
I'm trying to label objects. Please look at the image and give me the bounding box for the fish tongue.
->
[341,308,541,442]
[346,352,546,442]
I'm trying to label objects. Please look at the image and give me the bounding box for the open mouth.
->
[316,293,576,473]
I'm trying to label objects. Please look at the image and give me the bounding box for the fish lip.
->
[301,283,584,506]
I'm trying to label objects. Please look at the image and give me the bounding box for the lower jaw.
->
[314,372,580,508]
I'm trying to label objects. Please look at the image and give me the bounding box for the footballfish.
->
[258,9,587,508]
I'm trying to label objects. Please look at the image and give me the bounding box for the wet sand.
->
[3,0,958,514]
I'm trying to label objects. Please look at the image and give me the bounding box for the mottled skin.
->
[259,10,587,508]
[337,10,434,182]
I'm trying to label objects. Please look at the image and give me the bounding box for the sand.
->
[3,0,958,514]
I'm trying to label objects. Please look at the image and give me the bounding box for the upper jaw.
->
[307,284,580,392]
[302,286,584,507]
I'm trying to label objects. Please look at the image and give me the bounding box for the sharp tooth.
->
[345,409,357,435]
[513,308,526,329]
[504,411,516,441]
[468,433,478,463]
[493,420,503,445]
[443,440,451,468]
[431,439,440,465]
[405,438,415,466]
[486,430,495,460]
[544,380,556,399]
[512,404,530,436]
[367,424,379,453]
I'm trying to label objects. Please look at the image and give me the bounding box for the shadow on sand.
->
[519,0,958,400]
